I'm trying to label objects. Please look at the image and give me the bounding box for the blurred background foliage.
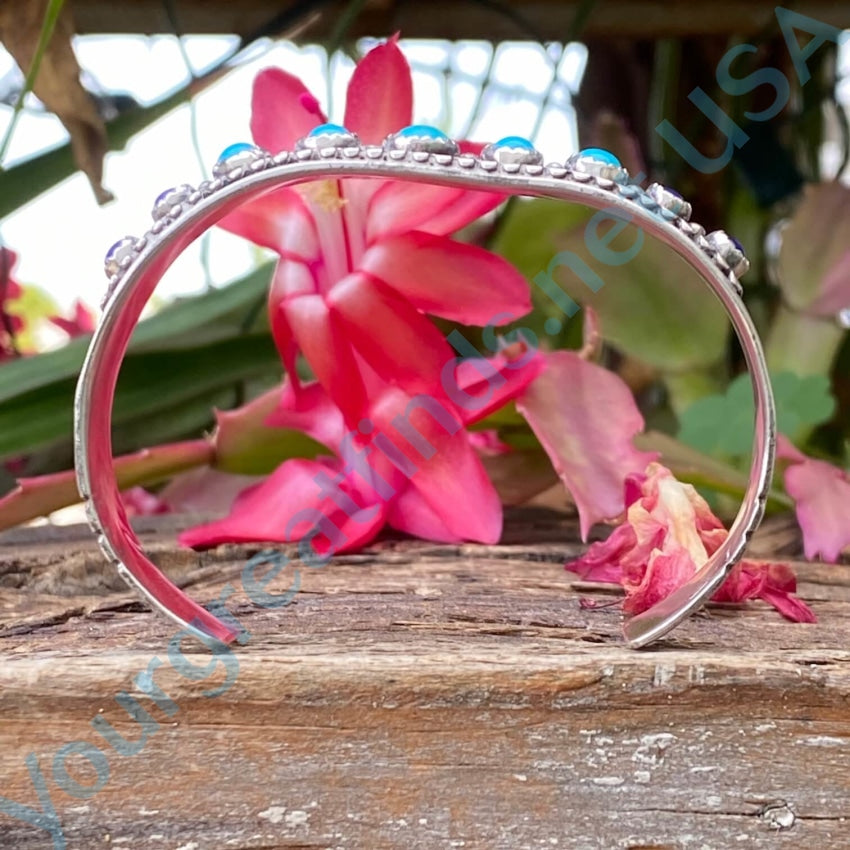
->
[1,0,849,522]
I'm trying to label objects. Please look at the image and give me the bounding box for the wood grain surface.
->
[1,509,849,850]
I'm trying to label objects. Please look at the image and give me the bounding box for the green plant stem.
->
[765,303,845,377]
[0,0,66,167]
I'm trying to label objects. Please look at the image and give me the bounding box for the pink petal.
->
[327,272,456,395]
[366,180,504,242]
[159,468,264,515]
[250,68,325,153]
[780,450,850,562]
[372,398,502,544]
[179,458,384,553]
[453,345,546,425]
[468,429,513,456]
[568,522,637,584]
[517,352,658,539]
[622,548,697,615]
[267,260,318,384]
[713,561,816,623]
[458,140,486,155]
[283,294,368,423]
[343,36,412,144]
[218,188,319,261]
[359,230,531,324]
[49,300,96,337]
[809,248,850,316]
[121,486,170,516]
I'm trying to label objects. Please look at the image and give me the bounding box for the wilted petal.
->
[622,548,696,615]
[756,563,818,623]
[179,458,384,553]
[219,188,319,261]
[568,522,638,584]
[517,352,658,539]
[712,561,816,622]
[366,180,504,242]
[570,461,814,625]
[343,35,412,144]
[250,68,325,153]
[777,436,850,562]
[810,248,850,316]
[359,230,531,324]
[776,183,850,315]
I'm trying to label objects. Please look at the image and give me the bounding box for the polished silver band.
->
[73,141,776,648]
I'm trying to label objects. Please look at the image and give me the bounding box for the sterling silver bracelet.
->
[73,125,776,649]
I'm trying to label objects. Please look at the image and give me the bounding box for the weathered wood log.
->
[1,509,849,849]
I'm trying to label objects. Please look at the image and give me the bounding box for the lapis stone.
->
[396,124,448,140]
[309,122,351,137]
[106,238,127,259]
[577,147,621,167]
[217,142,256,161]
[492,135,535,150]
[104,236,137,277]
[730,235,744,253]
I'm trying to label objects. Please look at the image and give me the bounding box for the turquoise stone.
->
[492,135,535,150]
[309,123,350,137]
[577,147,621,167]
[217,142,256,161]
[396,124,449,140]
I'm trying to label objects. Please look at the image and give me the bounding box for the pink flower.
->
[777,435,850,562]
[180,346,545,555]
[570,462,815,623]
[180,38,541,555]
[49,299,96,338]
[219,36,526,425]
[0,248,23,361]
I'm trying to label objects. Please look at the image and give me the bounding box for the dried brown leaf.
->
[0,0,112,203]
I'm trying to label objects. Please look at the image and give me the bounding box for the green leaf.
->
[0,263,273,406]
[0,332,281,462]
[557,219,729,370]
[213,385,327,475]
[493,197,730,369]
[678,371,836,456]
[490,198,591,342]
